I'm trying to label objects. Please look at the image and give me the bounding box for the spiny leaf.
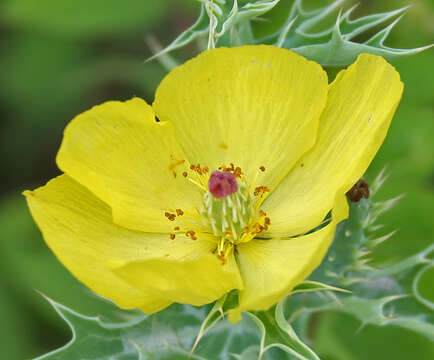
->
[190,294,227,356]
[35,296,204,360]
[366,230,397,248]
[147,5,209,62]
[413,263,434,312]
[293,0,346,39]
[35,288,324,360]
[339,4,411,41]
[150,0,432,66]
[266,0,433,66]
[289,170,434,340]
[149,0,279,60]
[33,294,264,360]
[189,290,240,356]
[200,0,280,42]
[248,302,320,360]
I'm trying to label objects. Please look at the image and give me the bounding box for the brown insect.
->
[346,179,370,202]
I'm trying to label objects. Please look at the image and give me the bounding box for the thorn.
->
[372,194,405,217]
[144,34,179,71]
[297,0,345,36]
[358,257,372,265]
[355,321,367,335]
[357,258,371,266]
[370,166,389,196]
[335,9,344,35]
[250,16,272,23]
[367,223,385,232]
[368,230,397,247]
[357,249,373,258]
[145,5,209,62]
[358,264,377,271]
[293,0,308,17]
[381,294,409,306]
[343,5,412,41]
[340,277,372,286]
[364,14,405,46]
[325,270,341,279]
[353,259,377,272]
[342,2,360,21]
[33,288,50,301]
[361,212,373,229]
[189,335,201,357]
[276,16,298,48]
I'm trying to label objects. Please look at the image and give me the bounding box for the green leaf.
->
[153,0,432,66]
[34,290,323,360]
[252,0,432,66]
[248,302,320,360]
[34,294,264,360]
[148,5,210,62]
[289,170,434,340]
[151,0,280,59]
[189,292,230,356]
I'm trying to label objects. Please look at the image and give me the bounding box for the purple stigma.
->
[208,171,238,199]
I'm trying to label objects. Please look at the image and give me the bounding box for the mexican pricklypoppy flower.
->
[24,45,403,320]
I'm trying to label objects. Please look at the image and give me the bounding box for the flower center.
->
[199,167,272,262]
[201,171,254,242]
[164,161,272,264]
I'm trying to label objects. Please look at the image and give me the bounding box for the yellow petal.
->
[263,54,403,236]
[25,174,182,313]
[25,175,242,309]
[230,192,349,319]
[153,45,328,194]
[56,97,202,233]
[111,252,243,306]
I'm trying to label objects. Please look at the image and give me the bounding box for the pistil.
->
[208,171,238,198]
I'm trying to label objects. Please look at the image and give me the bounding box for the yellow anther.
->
[254,185,270,197]
[164,212,176,221]
[186,230,197,240]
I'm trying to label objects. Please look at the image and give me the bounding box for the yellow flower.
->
[24,45,403,320]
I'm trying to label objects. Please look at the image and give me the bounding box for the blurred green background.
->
[0,0,432,359]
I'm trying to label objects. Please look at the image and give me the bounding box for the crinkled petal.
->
[24,175,227,312]
[111,252,242,306]
[154,45,328,195]
[230,193,349,321]
[263,54,403,236]
[56,97,201,233]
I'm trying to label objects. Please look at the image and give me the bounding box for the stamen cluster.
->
[163,162,272,262]
[201,180,254,242]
